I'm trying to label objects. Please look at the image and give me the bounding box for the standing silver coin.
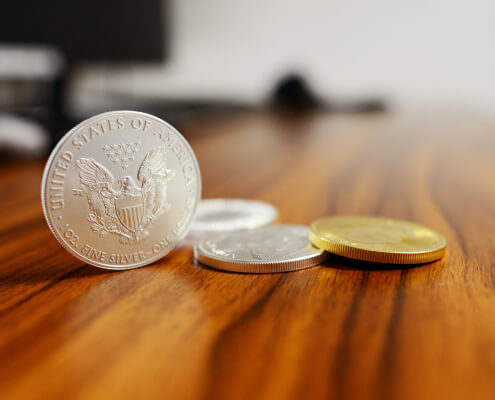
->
[190,198,278,233]
[194,224,329,273]
[41,111,201,270]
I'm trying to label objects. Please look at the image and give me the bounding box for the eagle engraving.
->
[72,147,175,244]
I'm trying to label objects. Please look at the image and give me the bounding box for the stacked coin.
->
[190,198,278,233]
[194,224,328,273]
[309,215,446,264]
[193,215,446,273]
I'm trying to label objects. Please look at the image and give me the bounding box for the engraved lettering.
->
[183,162,195,185]
[53,171,65,180]
[61,151,73,163]
[81,243,106,261]
[153,130,164,140]
[71,119,125,150]
[48,151,73,209]
[55,160,68,171]
[152,130,197,187]
[116,117,124,129]
[72,136,84,149]
[172,143,188,163]
[80,130,91,144]
[89,123,105,139]
[60,224,80,246]
[152,238,170,254]
[56,151,72,170]
[50,180,64,189]
[131,118,143,130]
[109,251,146,263]
[50,193,64,210]
[164,131,177,147]
[110,117,124,130]
[177,150,187,162]
[108,118,119,130]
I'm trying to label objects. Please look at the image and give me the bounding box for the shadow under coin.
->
[320,253,444,271]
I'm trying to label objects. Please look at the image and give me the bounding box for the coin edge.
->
[191,198,279,231]
[309,216,447,264]
[194,243,329,273]
[194,224,329,272]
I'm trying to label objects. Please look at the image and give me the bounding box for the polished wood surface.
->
[1,110,494,400]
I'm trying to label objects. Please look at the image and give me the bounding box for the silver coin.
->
[190,198,278,233]
[41,110,201,270]
[194,224,329,273]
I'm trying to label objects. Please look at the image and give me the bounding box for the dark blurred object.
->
[0,113,49,157]
[344,98,387,113]
[270,74,322,110]
[0,46,63,156]
[0,45,64,111]
[270,73,387,113]
[0,0,166,154]
[0,0,165,62]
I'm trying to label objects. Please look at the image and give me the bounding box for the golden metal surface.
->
[309,215,446,264]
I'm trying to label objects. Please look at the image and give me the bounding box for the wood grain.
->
[1,110,495,400]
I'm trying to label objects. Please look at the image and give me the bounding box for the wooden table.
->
[1,110,494,400]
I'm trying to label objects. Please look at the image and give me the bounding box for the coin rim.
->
[190,198,279,231]
[194,224,329,273]
[309,215,446,264]
[41,110,202,270]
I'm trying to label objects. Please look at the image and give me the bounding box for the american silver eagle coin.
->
[41,111,201,270]
[194,224,329,273]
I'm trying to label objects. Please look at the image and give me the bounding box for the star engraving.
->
[102,141,142,170]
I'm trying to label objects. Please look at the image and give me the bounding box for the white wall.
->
[74,0,495,113]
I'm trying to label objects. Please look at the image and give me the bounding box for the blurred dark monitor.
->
[0,0,166,62]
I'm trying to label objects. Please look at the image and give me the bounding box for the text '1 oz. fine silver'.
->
[194,224,329,273]
[41,111,201,270]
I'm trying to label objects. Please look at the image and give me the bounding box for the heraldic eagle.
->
[73,147,175,243]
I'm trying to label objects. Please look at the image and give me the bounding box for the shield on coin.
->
[115,194,145,232]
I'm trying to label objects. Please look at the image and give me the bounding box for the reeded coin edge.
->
[194,243,329,273]
[309,229,446,264]
[41,110,202,270]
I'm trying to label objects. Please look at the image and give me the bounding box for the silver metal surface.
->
[190,198,278,233]
[194,224,329,273]
[41,110,201,270]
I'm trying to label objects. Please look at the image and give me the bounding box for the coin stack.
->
[192,206,446,273]
[41,111,446,272]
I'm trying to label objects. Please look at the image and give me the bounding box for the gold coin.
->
[309,215,446,264]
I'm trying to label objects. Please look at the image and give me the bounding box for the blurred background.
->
[1,0,494,156]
